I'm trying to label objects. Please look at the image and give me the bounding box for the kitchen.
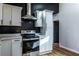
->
[0,3,79,56]
[0,3,59,56]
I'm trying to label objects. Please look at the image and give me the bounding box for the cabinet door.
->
[0,40,1,56]
[39,37,49,53]
[35,11,42,27]
[12,39,22,56]
[12,6,22,26]
[0,4,2,25]
[3,4,12,25]
[1,39,12,56]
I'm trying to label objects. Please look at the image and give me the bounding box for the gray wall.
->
[59,3,79,53]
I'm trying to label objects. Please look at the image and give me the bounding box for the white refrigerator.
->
[39,10,54,55]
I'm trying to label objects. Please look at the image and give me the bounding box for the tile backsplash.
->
[22,20,40,33]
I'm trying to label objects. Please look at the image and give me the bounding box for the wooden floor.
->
[42,43,79,56]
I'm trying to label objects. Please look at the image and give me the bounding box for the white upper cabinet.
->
[0,4,22,26]
[3,4,12,25]
[12,6,22,26]
[35,11,43,27]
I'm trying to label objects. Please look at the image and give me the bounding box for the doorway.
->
[53,20,59,47]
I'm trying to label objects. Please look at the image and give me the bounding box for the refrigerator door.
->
[45,10,53,51]
[35,11,43,27]
[40,10,54,54]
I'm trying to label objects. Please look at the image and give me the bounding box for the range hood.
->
[22,3,37,20]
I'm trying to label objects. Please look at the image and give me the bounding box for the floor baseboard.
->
[59,44,79,54]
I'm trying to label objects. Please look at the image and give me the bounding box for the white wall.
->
[59,3,79,53]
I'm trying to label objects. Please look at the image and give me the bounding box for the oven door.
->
[23,39,39,53]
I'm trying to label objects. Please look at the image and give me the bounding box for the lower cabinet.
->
[39,36,52,55]
[12,38,22,56]
[1,39,12,56]
[0,40,1,56]
[0,37,22,56]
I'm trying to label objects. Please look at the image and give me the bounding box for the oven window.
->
[23,40,39,53]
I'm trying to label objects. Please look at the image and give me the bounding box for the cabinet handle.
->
[14,40,20,41]
[1,39,11,41]
[19,22,21,23]
[1,40,5,41]
[10,20,12,25]
[1,20,3,24]
[0,44,1,46]
[21,42,22,47]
